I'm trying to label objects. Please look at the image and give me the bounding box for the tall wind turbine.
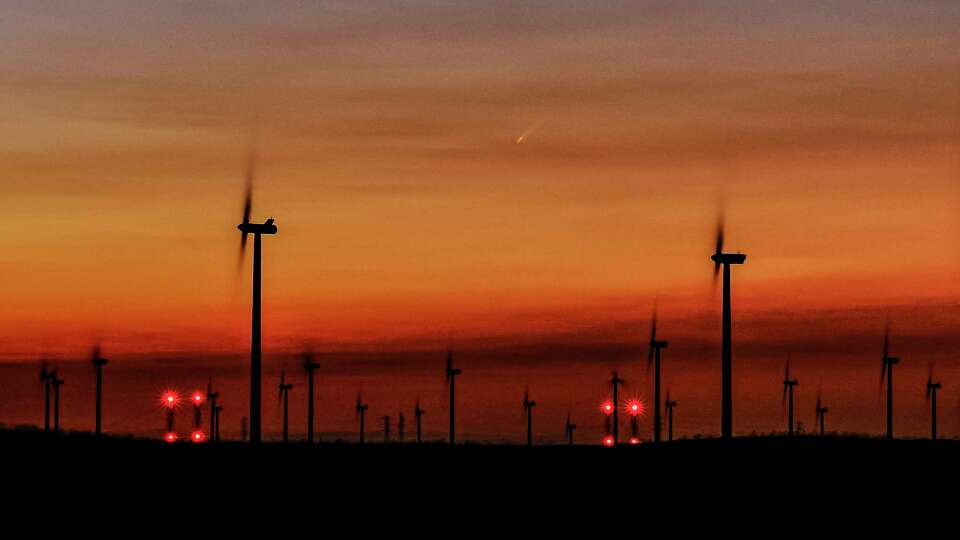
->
[926,365,941,441]
[52,370,64,432]
[414,399,424,444]
[445,351,461,444]
[665,392,677,442]
[236,148,278,444]
[782,359,799,436]
[207,379,219,440]
[40,362,52,431]
[522,389,536,446]
[355,394,368,444]
[815,390,828,436]
[648,309,668,443]
[278,369,293,444]
[609,371,624,444]
[564,412,576,446]
[711,215,746,439]
[303,352,320,443]
[879,323,900,440]
[91,347,108,435]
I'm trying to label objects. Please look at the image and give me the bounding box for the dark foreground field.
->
[5,427,957,521]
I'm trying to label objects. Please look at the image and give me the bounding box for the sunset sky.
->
[1,2,958,441]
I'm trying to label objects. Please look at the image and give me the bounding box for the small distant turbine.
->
[397,412,405,443]
[277,369,293,444]
[206,379,219,441]
[879,322,900,439]
[564,412,576,446]
[303,352,320,444]
[355,394,368,444]
[191,390,205,435]
[51,370,64,433]
[627,399,643,444]
[414,399,425,444]
[39,362,53,431]
[445,351,461,444]
[926,364,942,441]
[782,359,799,436]
[382,415,392,444]
[214,405,223,442]
[91,347,109,435]
[664,392,678,442]
[161,390,180,442]
[522,389,536,446]
[647,308,669,443]
[609,371,625,444]
[814,391,828,436]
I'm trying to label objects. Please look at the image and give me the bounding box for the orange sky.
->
[1,1,959,361]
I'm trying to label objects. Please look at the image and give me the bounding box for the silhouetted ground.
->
[6,426,957,520]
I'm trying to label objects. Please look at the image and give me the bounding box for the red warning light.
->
[601,401,614,415]
[164,432,178,443]
[602,435,615,447]
[191,430,206,443]
[161,390,180,409]
[628,437,641,445]
[191,391,205,405]
[628,400,644,416]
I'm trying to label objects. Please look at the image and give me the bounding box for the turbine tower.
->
[355,394,368,444]
[207,379,219,440]
[879,323,900,439]
[609,371,624,444]
[926,365,941,441]
[564,412,576,446]
[445,351,461,444]
[52,370,64,432]
[278,369,293,444]
[665,392,677,441]
[522,389,536,446]
[711,216,746,439]
[236,149,278,445]
[91,347,108,435]
[815,391,828,436]
[414,399,425,444]
[303,352,320,443]
[39,363,52,432]
[213,405,223,442]
[782,359,799,436]
[397,412,405,442]
[647,309,668,443]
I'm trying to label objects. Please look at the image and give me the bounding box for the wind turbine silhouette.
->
[397,412,405,442]
[191,390,205,441]
[445,351,461,444]
[711,214,746,440]
[782,359,799,436]
[664,392,677,441]
[815,390,828,436]
[303,352,320,444]
[414,399,425,444]
[207,379,219,441]
[355,394,368,444]
[609,371,624,444]
[91,347,108,435]
[879,322,900,439]
[564,412,576,446]
[522,389,536,446]
[40,362,52,431]
[213,405,223,442]
[236,147,278,445]
[926,364,941,441]
[382,415,392,443]
[648,308,668,443]
[51,370,64,432]
[278,369,293,444]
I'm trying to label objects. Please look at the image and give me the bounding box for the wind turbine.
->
[664,392,677,441]
[815,390,828,436]
[355,394,368,444]
[236,148,278,445]
[40,362,52,431]
[214,405,223,442]
[382,415,392,443]
[648,308,668,443]
[522,389,536,446]
[414,399,425,444]
[161,390,180,442]
[711,214,746,439]
[397,412,405,442]
[627,399,642,444]
[191,390,205,437]
[207,379,219,440]
[445,351,461,444]
[609,371,624,444]
[278,369,293,444]
[879,323,900,439]
[782,359,799,436]
[926,364,941,441]
[564,412,576,446]
[303,352,320,444]
[91,347,108,435]
[51,370,64,432]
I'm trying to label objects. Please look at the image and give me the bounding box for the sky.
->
[1,1,959,442]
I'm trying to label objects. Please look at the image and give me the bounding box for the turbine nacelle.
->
[711,253,747,265]
[238,219,278,235]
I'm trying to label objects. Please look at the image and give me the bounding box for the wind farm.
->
[1,1,959,501]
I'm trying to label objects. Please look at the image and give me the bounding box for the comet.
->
[515,120,545,144]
